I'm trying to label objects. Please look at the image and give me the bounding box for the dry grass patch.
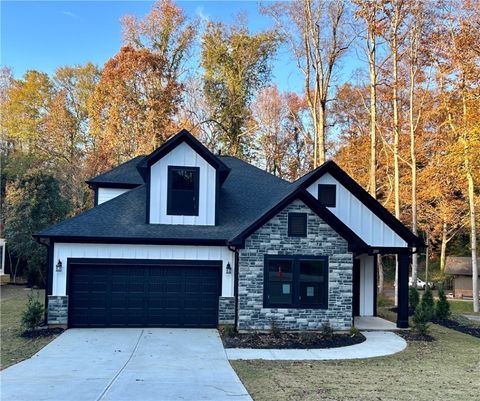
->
[1,285,60,370]
[232,325,480,401]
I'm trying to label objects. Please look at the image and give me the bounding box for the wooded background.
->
[1,0,478,310]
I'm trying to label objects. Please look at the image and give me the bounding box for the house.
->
[445,256,480,298]
[35,129,423,330]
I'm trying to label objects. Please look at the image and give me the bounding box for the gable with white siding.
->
[306,172,408,248]
[149,141,216,225]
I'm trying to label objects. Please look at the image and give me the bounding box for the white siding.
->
[359,254,375,316]
[149,142,216,225]
[307,173,407,247]
[97,187,130,204]
[53,243,235,297]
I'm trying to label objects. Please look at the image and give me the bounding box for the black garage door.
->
[68,259,221,328]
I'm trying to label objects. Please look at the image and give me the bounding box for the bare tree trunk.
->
[392,30,400,307]
[377,255,384,294]
[409,50,418,285]
[440,220,448,273]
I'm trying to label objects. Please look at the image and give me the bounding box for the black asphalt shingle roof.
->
[86,155,146,187]
[37,156,292,243]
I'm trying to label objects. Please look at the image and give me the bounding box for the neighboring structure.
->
[0,239,9,284]
[445,256,480,298]
[35,129,423,330]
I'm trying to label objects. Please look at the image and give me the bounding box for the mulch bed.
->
[433,318,480,339]
[221,331,366,349]
[397,331,435,342]
[21,327,64,339]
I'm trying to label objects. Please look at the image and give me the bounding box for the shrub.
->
[299,331,316,346]
[409,287,420,313]
[270,318,281,338]
[412,302,430,335]
[349,326,360,336]
[222,324,237,338]
[421,286,435,321]
[435,287,451,321]
[321,322,334,339]
[21,291,44,331]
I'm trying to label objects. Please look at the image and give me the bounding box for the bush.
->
[349,326,360,336]
[222,324,237,338]
[270,318,281,338]
[21,291,44,331]
[435,287,451,321]
[409,287,420,313]
[321,322,334,339]
[412,302,430,335]
[421,286,435,321]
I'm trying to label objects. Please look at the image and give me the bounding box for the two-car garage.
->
[67,259,222,328]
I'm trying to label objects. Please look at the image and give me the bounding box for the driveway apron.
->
[0,329,252,401]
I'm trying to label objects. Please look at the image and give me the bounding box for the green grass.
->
[449,299,479,315]
[1,285,59,370]
[232,324,480,401]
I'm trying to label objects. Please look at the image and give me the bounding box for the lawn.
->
[232,324,480,401]
[449,299,479,315]
[1,285,60,370]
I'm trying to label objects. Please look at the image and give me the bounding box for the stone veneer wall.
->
[218,296,235,325]
[238,200,353,331]
[47,295,68,326]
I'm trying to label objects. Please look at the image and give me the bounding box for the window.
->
[264,255,328,309]
[318,184,336,207]
[288,213,307,237]
[167,166,199,216]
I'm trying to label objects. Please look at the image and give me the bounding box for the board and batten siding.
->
[52,243,235,297]
[149,142,216,225]
[307,173,407,248]
[97,187,130,205]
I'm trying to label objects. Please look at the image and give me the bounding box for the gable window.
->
[167,166,199,216]
[288,213,307,237]
[318,184,336,207]
[264,255,328,309]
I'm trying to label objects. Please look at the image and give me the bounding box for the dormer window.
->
[167,166,199,216]
[318,184,336,207]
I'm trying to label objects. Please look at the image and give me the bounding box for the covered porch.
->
[353,252,410,329]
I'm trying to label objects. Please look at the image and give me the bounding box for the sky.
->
[1,1,362,94]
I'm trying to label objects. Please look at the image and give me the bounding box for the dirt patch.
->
[21,327,64,339]
[397,330,435,342]
[221,331,365,349]
[433,317,480,339]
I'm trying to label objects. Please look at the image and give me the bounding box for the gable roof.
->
[229,188,368,251]
[291,160,424,249]
[136,129,231,184]
[445,256,480,276]
[86,155,146,188]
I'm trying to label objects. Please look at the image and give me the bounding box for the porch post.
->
[397,253,410,328]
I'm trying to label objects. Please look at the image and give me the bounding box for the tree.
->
[122,0,196,81]
[4,171,71,287]
[263,0,350,167]
[89,45,182,174]
[201,20,277,158]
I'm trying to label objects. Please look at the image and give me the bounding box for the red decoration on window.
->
[277,267,283,279]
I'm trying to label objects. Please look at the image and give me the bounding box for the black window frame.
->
[318,184,336,207]
[167,166,200,216]
[263,255,329,309]
[288,213,307,237]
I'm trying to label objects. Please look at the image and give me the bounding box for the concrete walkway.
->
[226,331,407,361]
[354,316,398,330]
[1,329,251,401]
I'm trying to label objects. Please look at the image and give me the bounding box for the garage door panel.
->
[69,261,220,328]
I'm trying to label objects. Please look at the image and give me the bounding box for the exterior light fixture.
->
[226,262,232,274]
[56,260,63,272]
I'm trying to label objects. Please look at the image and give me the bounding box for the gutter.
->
[228,245,239,331]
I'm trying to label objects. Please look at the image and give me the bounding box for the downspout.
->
[33,236,51,325]
[228,245,239,331]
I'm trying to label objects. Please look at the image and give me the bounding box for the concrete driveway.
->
[0,329,251,401]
